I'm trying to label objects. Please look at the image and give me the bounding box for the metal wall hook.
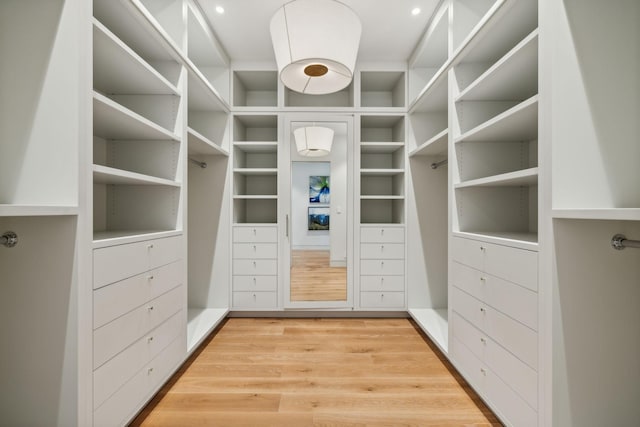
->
[189,158,207,168]
[430,159,447,169]
[1,231,18,248]
[611,234,640,250]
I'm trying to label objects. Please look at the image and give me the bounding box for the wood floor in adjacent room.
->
[131,318,502,426]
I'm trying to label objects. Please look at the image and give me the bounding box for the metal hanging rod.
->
[1,231,18,248]
[430,159,448,169]
[189,158,207,168]
[611,234,640,250]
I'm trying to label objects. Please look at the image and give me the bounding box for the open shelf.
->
[457,29,538,102]
[360,71,406,108]
[233,168,278,176]
[188,68,227,112]
[233,70,278,108]
[284,83,354,108]
[361,199,405,224]
[452,231,538,250]
[408,308,449,354]
[360,142,405,154]
[233,198,278,224]
[93,165,180,187]
[456,167,538,188]
[456,95,538,143]
[93,230,182,248]
[409,129,448,157]
[552,209,640,222]
[93,19,179,96]
[187,128,229,156]
[360,169,405,177]
[0,205,78,217]
[187,308,228,353]
[93,92,180,141]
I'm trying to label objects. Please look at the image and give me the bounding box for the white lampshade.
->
[294,126,334,157]
[270,0,362,94]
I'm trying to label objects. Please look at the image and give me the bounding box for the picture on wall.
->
[308,207,330,231]
[309,176,330,204]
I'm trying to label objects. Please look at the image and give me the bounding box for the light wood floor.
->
[131,318,502,426]
[290,250,347,301]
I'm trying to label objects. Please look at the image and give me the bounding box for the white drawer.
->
[360,291,405,309]
[452,287,537,369]
[233,259,278,276]
[93,285,183,369]
[360,259,404,276]
[453,313,538,410]
[232,291,278,309]
[452,262,538,331]
[93,236,182,289]
[94,261,182,329]
[451,237,537,291]
[360,243,405,259]
[233,275,278,292]
[93,334,184,427]
[93,311,183,409]
[360,226,404,243]
[360,275,405,292]
[452,338,537,427]
[233,226,278,243]
[233,243,278,259]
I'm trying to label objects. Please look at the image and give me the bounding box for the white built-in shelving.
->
[233,70,278,108]
[360,71,406,109]
[285,83,354,109]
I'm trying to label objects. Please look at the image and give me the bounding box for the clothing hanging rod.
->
[430,159,448,169]
[189,158,207,168]
[611,234,640,250]
[1,231,18,248]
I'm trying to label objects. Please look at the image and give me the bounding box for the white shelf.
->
[93,92,180,141]
[233,195,278,200]
[188,67,227,112]
[410,70,449,113]
[360,142,405,154]
[408,308,448,355]
[452,231,538,251]
[187,128,228,156]
[360,169,405,176]
[456,167,538,188]
[456,95,538,143]
[360,195,405,200]
[187,308,228,353]
[409,129,449,157]
[93,19,179,96]
[552,209,640,221]
[233,168,278,176]
[93,165,180,187]
[93,229,182,248]
[457,29,538,102]
[0,205,78,217]
[233,142,278,153]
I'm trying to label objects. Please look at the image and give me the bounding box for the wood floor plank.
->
[132,318,503,426]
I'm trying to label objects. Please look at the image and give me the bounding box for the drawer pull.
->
[253,277,257,285]
[480,277,486,283]
[480,337,486,344]
[480,368,487,375]
[147,336,154,343]
[480,246,485,252]
[253,228,257,235]
[253,261,257,268]
[147,275,155,281]
[253,245,257,251]
[480,307,486,313]
[380,245,384,251]
[147,244,154,249]
[381,229,384,235]
[148,367,154,375]
[148,305,155,312]
[253,293,257,300]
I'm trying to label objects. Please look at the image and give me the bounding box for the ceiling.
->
[198,0,441,65]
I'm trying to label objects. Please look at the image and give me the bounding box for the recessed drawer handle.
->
[147,244,154,249]
[480,368,486,375]
[147,275,154,281]
[148,336,154,343]
[148,367,154,375]
[480,337,486,344]
[480,307,486,313]
[480,277,486,283]
[148,305,154,312]
[253,245,257,251]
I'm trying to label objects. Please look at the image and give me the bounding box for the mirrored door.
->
[282,115,354,308]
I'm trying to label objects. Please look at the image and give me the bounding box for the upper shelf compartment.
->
[233,71,278,108]
[360,71,406,109]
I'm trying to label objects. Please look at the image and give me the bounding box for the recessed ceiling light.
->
[215,5,224,14]
[411,7,421,16]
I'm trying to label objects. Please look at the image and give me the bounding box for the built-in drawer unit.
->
[232,225,278,309]
[360,225,405,310]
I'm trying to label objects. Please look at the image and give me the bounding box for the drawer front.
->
[451,337,487,393]
[233,259,278,276]
[93,334,185,427]
[360,275,405,292]
[453,313,537,409]
[360,243,405,259]
[233,275,278,292]
[232,291,278,309]
[94,285,183,369]
[93,236,182,289]
[233,243,278,259]
[486,368,538,427]
[452,287,537,369]
[360,226,405,243]
[94,261,182,329]
[453,262,538,331]
[360,259,404,276]
[233,226,278,243]
[451,237,484,271]
[360,291,405,309]
[93,311,182,409]
[484,243,538,292]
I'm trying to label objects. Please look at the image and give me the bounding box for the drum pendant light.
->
[294,126,334,157]
[270,0,362,94]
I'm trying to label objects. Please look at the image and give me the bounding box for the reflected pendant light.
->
[294,126,334,157]
[270,0,362,94]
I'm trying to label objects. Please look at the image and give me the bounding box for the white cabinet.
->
[359,225,405,309]
[232,225,278,309]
